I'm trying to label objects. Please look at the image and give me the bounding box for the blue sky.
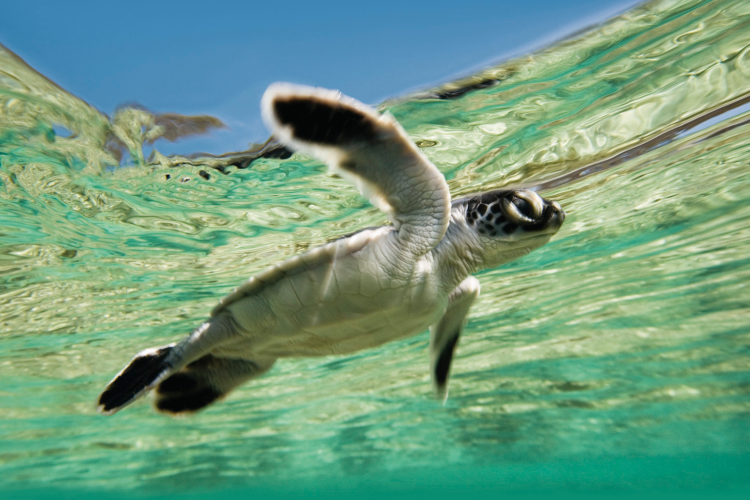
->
[3,0,640,155]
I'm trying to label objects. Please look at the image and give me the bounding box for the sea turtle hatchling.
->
[98,83,566,415]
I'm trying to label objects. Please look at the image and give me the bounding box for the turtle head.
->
[460,189,565,268]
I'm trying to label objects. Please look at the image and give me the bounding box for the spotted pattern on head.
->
[465,192,512,237]
[464,190,545,237]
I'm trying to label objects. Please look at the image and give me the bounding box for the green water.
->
[2,0,750,496]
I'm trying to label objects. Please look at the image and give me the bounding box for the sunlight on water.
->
[1,0,749,495]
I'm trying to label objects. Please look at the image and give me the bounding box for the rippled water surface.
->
[2,0,750,496]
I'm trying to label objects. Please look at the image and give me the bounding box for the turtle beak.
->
[547,200,565,226]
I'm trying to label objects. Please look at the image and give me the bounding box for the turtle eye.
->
[511,196,532,218]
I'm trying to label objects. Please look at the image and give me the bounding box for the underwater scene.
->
[1,0,750,497]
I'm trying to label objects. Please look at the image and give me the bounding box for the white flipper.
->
[261,83,451,256]
[430,276,480,402]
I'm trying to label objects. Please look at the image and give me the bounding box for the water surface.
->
[1,0,749,496]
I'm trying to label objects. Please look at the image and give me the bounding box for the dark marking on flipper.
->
[435,332,460,389]
[273,97,377,145]
[155,386,222,414]
[98,346,173,414]
[156,372,198,395]
[154,354,252,414]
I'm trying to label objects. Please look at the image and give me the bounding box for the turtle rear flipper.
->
[97,313,242,415]
[154,355,275,414]
[98,344,176,415]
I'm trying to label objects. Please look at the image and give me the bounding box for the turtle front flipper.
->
[430,276,480,402]
[261,83,451,257]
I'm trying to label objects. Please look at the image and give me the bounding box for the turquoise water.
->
[2,0,750,497]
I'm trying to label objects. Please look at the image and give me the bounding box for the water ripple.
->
[1,0,749,492]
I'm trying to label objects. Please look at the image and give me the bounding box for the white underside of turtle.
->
[98,83,566,416]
